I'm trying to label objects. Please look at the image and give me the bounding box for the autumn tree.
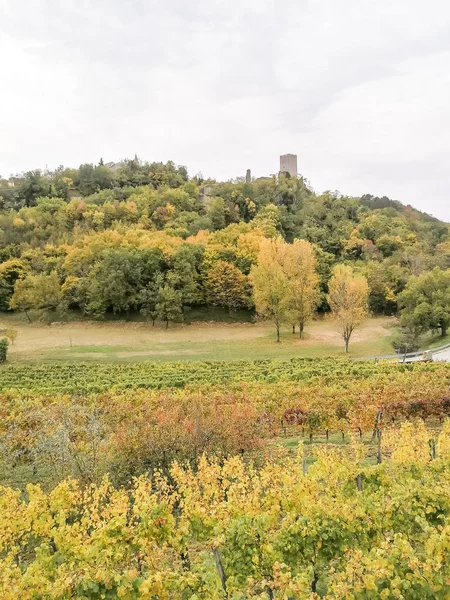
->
[5,328,18,345]
[0,259,29,312]
[284,239,319,338]
[206,260,250,312]
[250,238,291,342]
[10,272,61,321]
[327,264,369,352]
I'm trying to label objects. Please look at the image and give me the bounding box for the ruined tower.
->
[246,169,251,183]
[279,154,297,178]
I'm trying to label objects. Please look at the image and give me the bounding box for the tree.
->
[139,281,159,326]
[391,325,421,362]
[5,328,18,345]
[156,283,183,328]
[206,261,250,312]
[250,238,291,342]
[0,259,29,312]
[17,170,51,207]
[207,198,226,230]
[398,267,450,337]
[10,272,61,321]
[327,264,369,352]
[284,240,319,338]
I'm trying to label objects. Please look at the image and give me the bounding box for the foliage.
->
[10,272,61,320]
[1,425,450,598]
[205,260,251,312]
[0,356,447,395]
[284,239,320,337]
[391,325,422,359]
[1,157,448,323]
[5,328,18,345]
[327,265,369,352]
[399,267,450,337]
[0,338,8,362]
[250,238,292,341]
[155,282,183,328]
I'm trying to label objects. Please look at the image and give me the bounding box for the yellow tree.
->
[250,238,291,342]
[205,260,250,312]
[327,264,369,352]
[10,272,61,322]
[284,239,320,338]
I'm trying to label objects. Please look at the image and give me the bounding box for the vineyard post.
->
[372,408,383,442]
[213,548,228,597]
[355,473,363,492]
[302,457,308,474]
[376,429,382,464]
[429,439,437,460]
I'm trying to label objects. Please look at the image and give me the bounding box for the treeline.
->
[0,157,449,330]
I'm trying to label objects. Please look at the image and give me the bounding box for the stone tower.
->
[279,154,297,178]
[246,169,251,183]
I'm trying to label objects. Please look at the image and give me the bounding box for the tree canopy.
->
[0,157,448,326]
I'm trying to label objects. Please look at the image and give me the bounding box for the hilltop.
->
[0,158,448,321]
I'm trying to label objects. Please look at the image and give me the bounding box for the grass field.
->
[0,314,398,363]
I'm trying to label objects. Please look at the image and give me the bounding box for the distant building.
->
[104,161,122,172]
[7,177,23,188]
[67,188,84,201]
[246,169,251,183]
[279,154,297,178]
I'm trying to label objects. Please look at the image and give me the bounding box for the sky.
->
[1,0,450,222]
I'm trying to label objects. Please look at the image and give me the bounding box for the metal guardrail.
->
[352,341,450,362]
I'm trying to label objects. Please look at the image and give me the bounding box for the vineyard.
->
[0,357,448,393]
[1,360,450,489]
[1,357,450,597]
[1,422,450,599]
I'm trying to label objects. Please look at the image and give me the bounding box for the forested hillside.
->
[0,158,448,322]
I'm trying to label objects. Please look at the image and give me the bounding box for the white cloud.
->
[0,0,449,221]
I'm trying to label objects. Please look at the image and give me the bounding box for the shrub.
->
[0,338,8,362]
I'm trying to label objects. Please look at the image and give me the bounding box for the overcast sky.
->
[1,0,449,221]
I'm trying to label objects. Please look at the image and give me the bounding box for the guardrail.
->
[352,341,450,362]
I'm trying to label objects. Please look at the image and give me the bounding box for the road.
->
[431,347,450,362]
[401,347,450,363]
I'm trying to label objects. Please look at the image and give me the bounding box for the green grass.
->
[420,332,450,350]
[0,312,396,364]
[36,335,391,364]
[276,430,380,468]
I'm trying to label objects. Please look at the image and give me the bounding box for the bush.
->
[0,338,8,362]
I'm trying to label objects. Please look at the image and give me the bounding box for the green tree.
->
[398,267,450,337]
[156,284,183,328]
[207,198,226,230]
[391,325,422,362]
[17,170,51,207]
[139,280,159,325]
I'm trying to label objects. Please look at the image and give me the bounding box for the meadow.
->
[0,314,399,363]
